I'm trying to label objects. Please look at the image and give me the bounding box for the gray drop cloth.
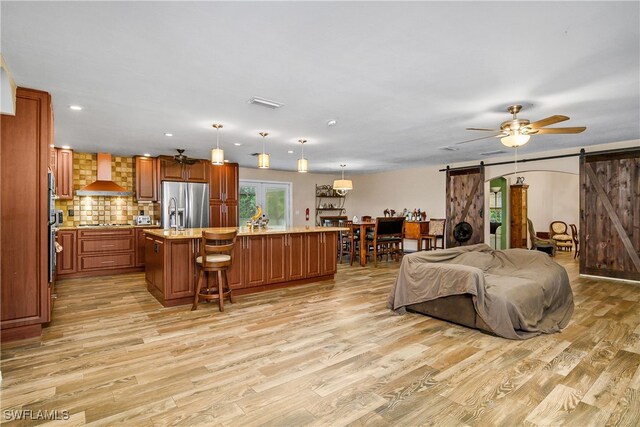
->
[387,244,574,339]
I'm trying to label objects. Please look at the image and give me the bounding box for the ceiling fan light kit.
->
[461,104,586,148]
[211,123,224,165]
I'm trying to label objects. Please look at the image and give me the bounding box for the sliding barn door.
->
[446,166,485,248]
[580,149,640,281]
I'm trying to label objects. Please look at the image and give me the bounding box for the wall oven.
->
[47,169,57,282]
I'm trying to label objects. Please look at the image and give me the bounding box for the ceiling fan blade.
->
[455,133,503,145]
[527,115,569,129]
[533,127,587,134]
[466,127,500,132]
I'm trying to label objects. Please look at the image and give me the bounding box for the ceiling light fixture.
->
[249,96,284,109]
[297,140,308,173]
[69,105,82,111]
[500,130,530,148]
[327,119,337,127]
[233,143,242,146]
[211,124,224,165]
[333,164,353,195]
[258,132,270,169]
[164,133,173,137]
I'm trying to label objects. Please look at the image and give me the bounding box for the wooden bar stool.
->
[192,230,237,312]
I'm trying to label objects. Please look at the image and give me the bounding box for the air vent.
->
[248,96,284,109]
[439,146,459,151]
[480,150,507,156]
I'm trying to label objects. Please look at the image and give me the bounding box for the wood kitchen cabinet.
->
[56,230,77,275]
[228,235,266,289]
[135,156,158,201]
[510,184,529,249]
[1,87,53,342]
[209,163,239,226]
[55,148,74,199]
[306,232,337,277]
[135,226,160,266]
[159,156,209,183]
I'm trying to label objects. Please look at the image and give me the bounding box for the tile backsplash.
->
[55,153,159,227]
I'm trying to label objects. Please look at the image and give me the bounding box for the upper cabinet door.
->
[56,148,74,200]
[159,156,184,181]
[225,163,239,203]
[135,156,158,201]
[208,163,224,202]
[185,160,208,183]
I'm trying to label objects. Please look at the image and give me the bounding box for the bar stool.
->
[192,230,237,312]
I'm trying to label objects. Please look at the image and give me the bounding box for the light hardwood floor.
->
[1,252,639,426]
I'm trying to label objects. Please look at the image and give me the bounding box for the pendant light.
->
[297,139,308,173]
[258,132,270,169]
[211,123,224,165]
[333,164,353,196]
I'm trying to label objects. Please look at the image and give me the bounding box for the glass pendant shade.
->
[211,123,224,165]
[297,158,308,173]
[257,131,270,169]
[211,148,224,165]
[297,139,308,173]
[501,132,530,148]
[258,153,270,169]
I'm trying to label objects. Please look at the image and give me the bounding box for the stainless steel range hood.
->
[76,153,132,197]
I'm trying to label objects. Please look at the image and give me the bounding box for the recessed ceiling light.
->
[143,153,151,157]
[62,145,71,149]
[69,105,82,111]
[164,133,173,137]
[327,119,337,127]
[287,150,294,154]
[233,143,242,146]
[224,159,230,163]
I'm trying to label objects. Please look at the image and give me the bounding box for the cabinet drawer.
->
[79,253,135,270]
[79,237,134,254]
[78,229,134,238]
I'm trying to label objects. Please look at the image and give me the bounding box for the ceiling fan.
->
[173,149,197,165]
[457,104,586,147]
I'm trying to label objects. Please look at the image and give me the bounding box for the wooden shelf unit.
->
[315,184,346,225]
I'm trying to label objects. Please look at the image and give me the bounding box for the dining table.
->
[349,221,376,267]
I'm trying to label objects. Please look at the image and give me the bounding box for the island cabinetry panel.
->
[145,229,339,307]
[56,230,77,275]
[135,156,158,202]
[159,156,209,183]
[135,226,160,267]
[145,235,164,295]
[230,235,267,288]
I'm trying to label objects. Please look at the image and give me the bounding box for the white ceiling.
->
[2,1,639,173]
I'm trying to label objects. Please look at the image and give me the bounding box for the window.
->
[239,180,292,228]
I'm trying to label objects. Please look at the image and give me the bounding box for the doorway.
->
[489,177,507,249]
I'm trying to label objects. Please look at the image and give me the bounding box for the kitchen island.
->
[144,226,344,307]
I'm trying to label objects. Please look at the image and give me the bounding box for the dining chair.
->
[550,221,572,252]
[192,229,238,311]
[569,223,579,259]
[420,218,446,250]
[366,217,405,267]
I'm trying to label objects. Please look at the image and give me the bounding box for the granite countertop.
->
[144,226,348,240]
[58,224,161,230]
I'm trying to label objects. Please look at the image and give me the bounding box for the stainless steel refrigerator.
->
[161,182,209,229]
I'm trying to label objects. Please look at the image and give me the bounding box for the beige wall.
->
[239,167,340,227]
